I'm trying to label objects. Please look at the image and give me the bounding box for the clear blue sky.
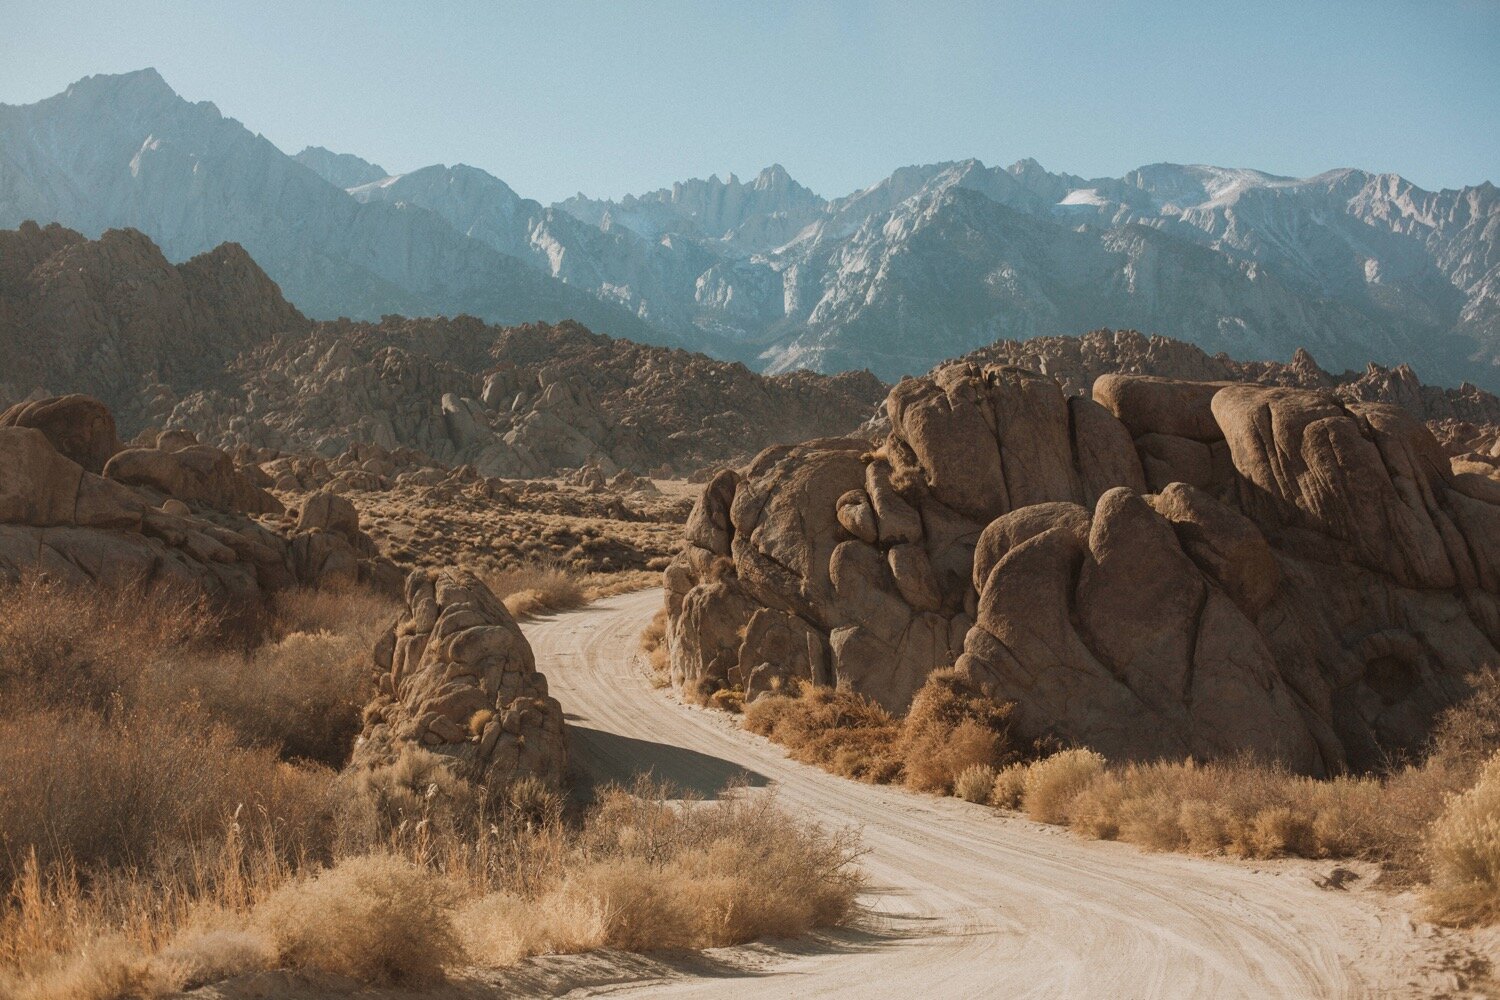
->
[3,0,1496,202]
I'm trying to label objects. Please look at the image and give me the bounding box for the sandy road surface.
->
[514,590,1486,1000]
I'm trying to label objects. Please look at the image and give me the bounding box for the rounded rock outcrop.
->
[665,364,1500,774]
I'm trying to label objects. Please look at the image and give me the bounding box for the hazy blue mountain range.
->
[3,69,1497,388]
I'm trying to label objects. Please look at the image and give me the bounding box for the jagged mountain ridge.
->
[0,220,307,426]
[2,70,1496,389]
[0,69,663,345]
[330,159,1500,390]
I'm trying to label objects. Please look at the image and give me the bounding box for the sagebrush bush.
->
[1022,749,1106,825]
[953,764,998,803]
[1426,752,1500,926]
[897,670,1014,793]
[256,854,462,986]
[988,763,1028,809]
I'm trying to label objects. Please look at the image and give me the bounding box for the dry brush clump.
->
[1426,752,1500,926]
[482,562,659,619]
[640,608,670,686]
[743,669,1014,791]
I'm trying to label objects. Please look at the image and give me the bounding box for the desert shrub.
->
[455,890,605,967]
[0,576,218,713]
[1022,749,1106,825]
[744,671,1012,791]
[464,784,862,961]
[1425,752,1500,926]
[271,585,397,646]
[256,854,461,986]
[1431,669,1500,776]
[989,763,1029,809]
[145,629,371,766]
[640,608,670,681]
[0,707,333,881]
[331,745,485,854]
[953,764,997,803]
[483,562,587,618]
[897,669,1014,793]
[744,685,902,783]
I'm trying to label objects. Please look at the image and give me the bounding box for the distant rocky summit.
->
[0,222,307,425]
[664,363,1500,774]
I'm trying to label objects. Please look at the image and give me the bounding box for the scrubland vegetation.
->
[743,668,1014,792]
[0,577,861,999]
[482,562,659,619]
[741,665,1500,925]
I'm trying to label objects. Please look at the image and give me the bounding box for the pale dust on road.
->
[511,590,1493,1000]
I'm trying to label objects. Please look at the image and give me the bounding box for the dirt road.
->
[520,591,1479,999]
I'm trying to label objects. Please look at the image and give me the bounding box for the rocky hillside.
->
[4,70,1494,387]
[167,315,886,477]
[0,393,398,606]
[664,364,1500,775]
[0,221,307,424]
[0,225,885,477]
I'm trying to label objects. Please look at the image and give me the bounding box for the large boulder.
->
[0,394,121,473]
[105,444,283,515]
[354,569,566,791]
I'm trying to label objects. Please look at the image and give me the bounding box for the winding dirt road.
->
[520,591,1479,999]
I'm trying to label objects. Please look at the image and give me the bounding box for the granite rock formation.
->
[665,364,1500,774]
[353,568,567,791]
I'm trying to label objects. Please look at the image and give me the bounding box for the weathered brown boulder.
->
[298,490,360,538]
[0,395,121,473]
[105,444,283,515]
[355,568,566,791]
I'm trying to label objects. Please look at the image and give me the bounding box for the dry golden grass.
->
[0,577,864,996]
[0,576,220,714]
[486,562,589,618]
[743,669,1013,791]
[640,608,670,686]
[0,777,862,998]
[1426,752,1500,926]
[0,705,333,880]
